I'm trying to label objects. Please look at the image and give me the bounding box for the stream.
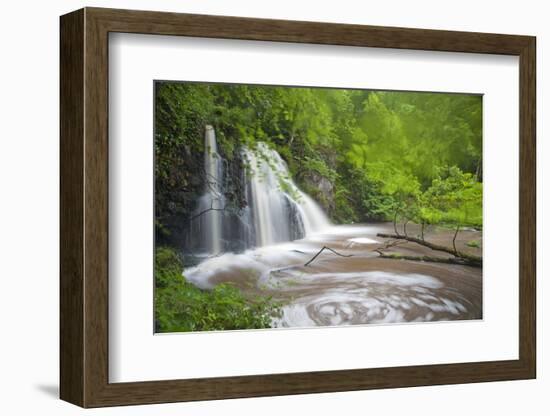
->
[182,127,482,328]
[184,223,482,328]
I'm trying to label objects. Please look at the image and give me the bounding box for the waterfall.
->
[193,126,330,254]
[195,125,224,254]
[243,143,330,246]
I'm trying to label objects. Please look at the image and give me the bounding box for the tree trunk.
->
[403,219,409,237]
[393,210,399,236]
[476,156,483,182]
[376,232,481,266]
[452,224,460,255]
[421,221,425,241]
[376,252,481,268]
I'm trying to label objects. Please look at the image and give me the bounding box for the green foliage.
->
[155,82,482,231]
[424,166,483,228]
[155,247,281,332]
[333,187,358,223]
[155,246,186,289]
[301,156,339,183]
[332,164,395,223]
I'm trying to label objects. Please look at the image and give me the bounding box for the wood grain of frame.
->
[60,7,536,408]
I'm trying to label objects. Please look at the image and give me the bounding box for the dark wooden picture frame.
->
[60,7,536,408]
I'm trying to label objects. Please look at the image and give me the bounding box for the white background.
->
[0,0,546,414]
[110,34,519,382]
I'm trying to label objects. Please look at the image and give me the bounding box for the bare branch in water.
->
[304,246,353,267]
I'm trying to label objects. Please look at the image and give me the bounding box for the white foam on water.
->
[275,270,444,289]
[184,241,315,289]
[347,237,379,245]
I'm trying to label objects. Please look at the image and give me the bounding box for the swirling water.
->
[184,224,481,328]
[185,127,481,328]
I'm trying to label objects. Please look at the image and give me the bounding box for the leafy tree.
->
[423,167,482,252]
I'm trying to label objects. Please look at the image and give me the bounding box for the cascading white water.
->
[243,143,330,246]
[195,125,224,254]
[193,126,330,253]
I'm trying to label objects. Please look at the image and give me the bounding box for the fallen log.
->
[375,251,481,267]
[376,232,482,265]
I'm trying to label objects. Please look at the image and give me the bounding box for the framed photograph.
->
[60,7,536,408]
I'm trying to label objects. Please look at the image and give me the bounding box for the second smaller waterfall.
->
[195,125,224,254]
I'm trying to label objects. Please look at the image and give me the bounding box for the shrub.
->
[155,247,281,332]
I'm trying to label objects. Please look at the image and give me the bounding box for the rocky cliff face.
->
[300,172,335,216]
[295,145,337,217]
